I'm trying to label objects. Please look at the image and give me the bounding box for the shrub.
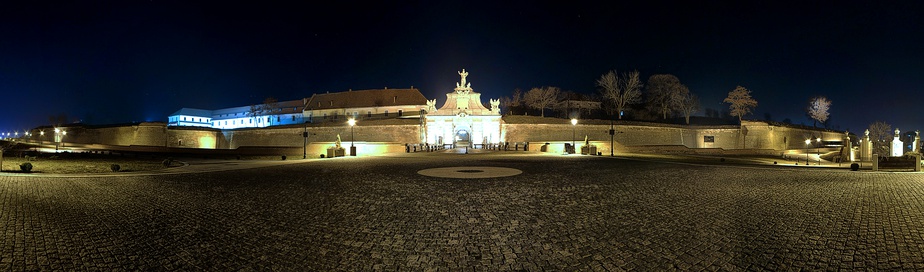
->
[162,158,173,167]
[110,164,121,172]
[851,163,859,171]
[19,162,33,173]
[281,155,287,160]
[320,154,325,158]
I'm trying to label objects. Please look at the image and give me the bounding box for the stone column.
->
[844,131,854,162]
[914,130,921,153]
[860,129,872,161]
[891,128,903,157]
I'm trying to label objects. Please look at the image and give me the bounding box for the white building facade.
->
[168,99,305,129]
[425,69,501,146]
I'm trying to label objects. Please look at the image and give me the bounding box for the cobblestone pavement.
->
[2,152,924,270]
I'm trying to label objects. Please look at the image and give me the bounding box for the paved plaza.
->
[2,151,924,270]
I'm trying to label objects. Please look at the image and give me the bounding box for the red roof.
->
[305,88,427,110]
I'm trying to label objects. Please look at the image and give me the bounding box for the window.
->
[384,110,389,116]
[367,111,372,117]
[398,110,403,116]
[393,96,397,103]
[704,136,715,143]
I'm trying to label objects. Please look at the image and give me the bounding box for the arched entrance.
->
[455,129,470,142]
[453,126,472,147]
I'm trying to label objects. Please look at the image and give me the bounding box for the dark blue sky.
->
[1,1,922,133]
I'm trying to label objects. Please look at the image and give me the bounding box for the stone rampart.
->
[502,120,844,154]
[26,118,845,156]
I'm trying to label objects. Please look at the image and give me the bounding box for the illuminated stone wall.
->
[220,123,420,149]
[30,118,844,156]
[502,120,844,154]
[168,128,222,149]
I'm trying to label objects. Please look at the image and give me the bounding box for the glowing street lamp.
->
[55,128,60,151]
[816,137,822,165]
[348,118,356,156]
[804,139,811,165]
[571,118,578,154]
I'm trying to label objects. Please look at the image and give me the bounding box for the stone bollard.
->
[872,154,879,171]
[917,155,922,172]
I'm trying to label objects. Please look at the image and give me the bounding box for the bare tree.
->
[868,121,891,154]
[807,96,831,128]
[500,88,524,115]
[48,113,68,127]
[597,70,642,119]
[260,97,279,126]
[645,74,687,119]
[723,86,758,124]
[677,92,700,125]
[524,86,560,117]
[248,104,262,126]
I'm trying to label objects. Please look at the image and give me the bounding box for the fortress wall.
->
[221,124,420,149]
[168,129,222,149]
[31,119,845,157]
[134,123,169,146]
[504,121,846,152]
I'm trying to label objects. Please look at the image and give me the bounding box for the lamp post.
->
[348,118,356,156]
[571,118,578,154]
[609,120,615,157]
[805,139,811,165]
[302,121,309,159]
[61,130,67,149]
[54,128,60,151]
[816,137,822,165]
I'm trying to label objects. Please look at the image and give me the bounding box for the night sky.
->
[2,1,922,134]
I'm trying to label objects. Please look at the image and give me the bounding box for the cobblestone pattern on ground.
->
[2,154,923,270]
